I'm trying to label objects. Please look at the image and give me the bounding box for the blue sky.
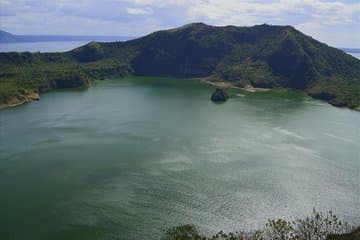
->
[1,0,359,47]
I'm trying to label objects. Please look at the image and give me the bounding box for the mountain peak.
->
[182,22,209,28]
[167,22,210,33]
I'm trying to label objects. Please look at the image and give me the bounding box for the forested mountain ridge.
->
[1,23,359,109]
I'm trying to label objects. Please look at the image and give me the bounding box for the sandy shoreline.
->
[0,91,40,110]
[0,100,27,110]
[199,78,272,92]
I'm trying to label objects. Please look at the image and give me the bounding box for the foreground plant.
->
[162,210,358,240]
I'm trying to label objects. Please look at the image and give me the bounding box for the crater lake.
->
[0,77,359,240]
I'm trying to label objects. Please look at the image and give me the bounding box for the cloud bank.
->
[1,0,359,47]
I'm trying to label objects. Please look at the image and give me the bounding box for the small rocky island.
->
[211,88,228,102]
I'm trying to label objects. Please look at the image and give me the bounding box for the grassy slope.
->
[0,23,359,109]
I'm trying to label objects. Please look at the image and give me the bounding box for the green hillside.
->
[1,23,359,109]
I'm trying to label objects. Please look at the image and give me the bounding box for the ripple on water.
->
[0,77,359,239]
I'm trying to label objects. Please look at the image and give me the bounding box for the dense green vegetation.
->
[162,210,358,240]
[0,23,359,109]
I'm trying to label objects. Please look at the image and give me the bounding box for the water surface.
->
[0,41,89,52]
[0,77,359,240]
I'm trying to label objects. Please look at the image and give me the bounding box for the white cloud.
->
[126,7,153,15]
[180,0,360,47]
[1,0,359,47]
[185,0,360,26]
[132,0,191,7]
[296,21,360,48]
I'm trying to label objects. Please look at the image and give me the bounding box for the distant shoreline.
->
[0,30,135,43]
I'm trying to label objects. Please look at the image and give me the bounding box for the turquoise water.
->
[0,77,359,239]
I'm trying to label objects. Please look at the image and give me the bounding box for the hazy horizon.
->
[1,24,360,49]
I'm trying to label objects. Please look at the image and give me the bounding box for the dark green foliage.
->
[214,60,279,88]
[1,23,359,109]
[82,59,132,79]
[308,79,360,109]
[291,209,352,240]
[265,219,294,240]
[327,227,360,240]
[71,42,104,62]
[162,224,204,240]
